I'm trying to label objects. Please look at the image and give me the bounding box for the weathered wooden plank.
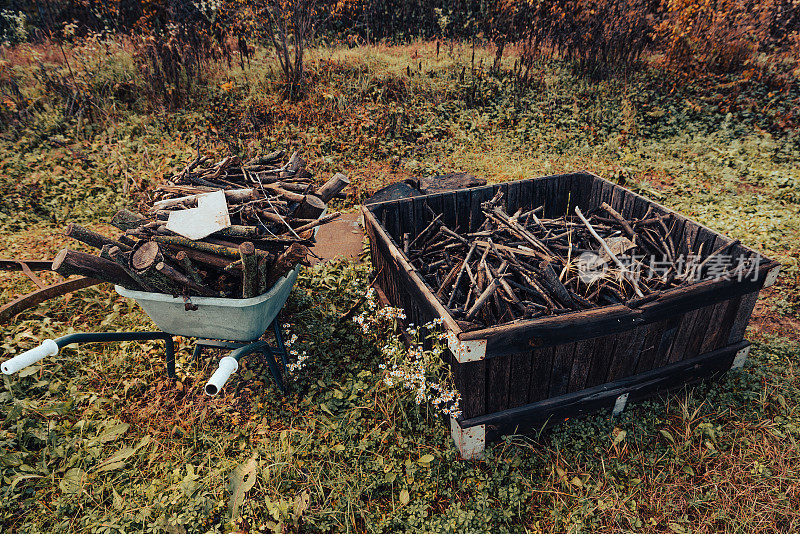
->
[681,303,718,362]
[567,173,590,212]
[727,291,760,344]
[567,338,596,392]
[666,308,703,364]
[698,298,735,354]
[519,179,534,217]
[528,346,555,403]
[605,327,647,382]
[651,314,682,370]
[584,333,619,388]
[455,188,472,233]
[549,342,577,398]
[610,183,627,213]
[487,354,513,413]
[459,360,486,418]
[587,175,605,211]
[440,191,458,233]
[506,180,521,216]
[507,352,534,409]
[633,319,670,374]
[470,186,494,232]
[461,341,750,441]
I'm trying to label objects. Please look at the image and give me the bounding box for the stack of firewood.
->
[407,191,745,328]
[52,151,350,300]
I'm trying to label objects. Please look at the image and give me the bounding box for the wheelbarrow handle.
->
[1,339,59,375]
[204,356,239,397]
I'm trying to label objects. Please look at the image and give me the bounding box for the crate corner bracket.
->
[450,417,485,460]
[730,345,750,370]
[612,392,629,416]
[763,265,780,288]
[447,332,486,363]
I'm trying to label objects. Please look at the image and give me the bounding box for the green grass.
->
[0,39,799,532]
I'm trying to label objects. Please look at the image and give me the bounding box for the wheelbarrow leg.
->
[192,344,203,365]
[261,345,285,394]
[271,319,288,373]
[164,337,176,379]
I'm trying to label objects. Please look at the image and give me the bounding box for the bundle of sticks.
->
[407,191,747,328]
[52,151,350,301]
[148,149,348,207]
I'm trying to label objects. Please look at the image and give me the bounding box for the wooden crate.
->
[361,172,781,458]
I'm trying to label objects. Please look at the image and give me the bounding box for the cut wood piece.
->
[107,246,156,292]
[280,151,304,180]
[293,195,326,220]
[110,209,148,231]
[288,212,341,236]
[52,248,139,288]
[257,255,270,293]
[266,243,310,288]
[65,223,132,252]
[316,173,350,202]
[239,242,258,298]
[131,241,164,273]
[155,262,217,296]
[152,235,240,257]
[175,251,204,285]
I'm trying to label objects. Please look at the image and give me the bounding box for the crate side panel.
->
[528,346,556,403]
[507,352,534,409]
[549,341,578,397]
[727,291,760,344]
[487,354,513,413]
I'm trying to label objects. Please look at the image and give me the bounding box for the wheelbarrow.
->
[1,265,300,396]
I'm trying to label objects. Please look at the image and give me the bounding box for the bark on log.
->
[239,242,259,298]
[316,173,350,202]
[293,195,326,220]
[266,243,310,288]
[65,223,133,252]
[110,209,148,231]
[52,248,139,288]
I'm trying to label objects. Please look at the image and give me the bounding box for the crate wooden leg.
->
[450,417,485,459]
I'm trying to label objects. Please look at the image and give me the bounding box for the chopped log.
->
[175,251,204,285]
[151,235,240,258]
[131,241,164,273]
[216,225,262,238]
[293,194,326,220]
[155,262,217,297]
[239,242,259,298]
[266,243,310,288]
[110,209,148,231]
[316,173,350,202]
[65,223,132,252]
[257,255,270,294]
[162,245,240,272]
[52,248,139,288]
[106,246,156,292]
[288,212,341,235]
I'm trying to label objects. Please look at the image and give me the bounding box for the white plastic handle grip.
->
[2,339,59,375]
[204,356,239,396]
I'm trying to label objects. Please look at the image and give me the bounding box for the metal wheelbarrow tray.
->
[2,266,301,396]
[361,171,781,458]
[115,267,298,341]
